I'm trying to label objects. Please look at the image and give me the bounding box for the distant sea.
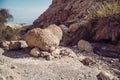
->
[0,0,52,24]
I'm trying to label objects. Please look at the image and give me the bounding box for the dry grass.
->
[89,1,120,18]
[0,24,20,42]
[86,0,120,44]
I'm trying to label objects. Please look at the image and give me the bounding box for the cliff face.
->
[33,0,93,27]
[33,0,113,28]
[33,0,119,46]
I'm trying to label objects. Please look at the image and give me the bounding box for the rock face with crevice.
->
[33,0,119,46]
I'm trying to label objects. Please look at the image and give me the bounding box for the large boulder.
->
[25,24,63,51]
[77,40,93,52]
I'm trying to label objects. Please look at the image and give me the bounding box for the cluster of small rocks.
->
[79,56,95,66]
[26,23,94,60]
[0,24,94,62]
[0,40,28,50]
[30,47,77,60]
[25,24,79,60]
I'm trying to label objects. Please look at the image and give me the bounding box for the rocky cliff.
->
[34,0,113,27]
[33,0,120,46]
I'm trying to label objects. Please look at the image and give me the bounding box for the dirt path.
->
[0,47,120,80]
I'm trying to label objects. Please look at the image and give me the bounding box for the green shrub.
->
[0,9,20,42]
[0,9,13,23]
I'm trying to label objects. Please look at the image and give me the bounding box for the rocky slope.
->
[33,0,120,46]
[34,0,113,28]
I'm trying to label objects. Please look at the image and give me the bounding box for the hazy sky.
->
[0,0,52,23]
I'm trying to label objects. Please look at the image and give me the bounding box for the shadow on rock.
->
[2,48,31,58]
[93,47,120,58]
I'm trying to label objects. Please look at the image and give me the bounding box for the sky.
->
[0,0,52,24]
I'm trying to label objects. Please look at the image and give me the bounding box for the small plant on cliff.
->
[89,1,120,18]
[0,9,20,41]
